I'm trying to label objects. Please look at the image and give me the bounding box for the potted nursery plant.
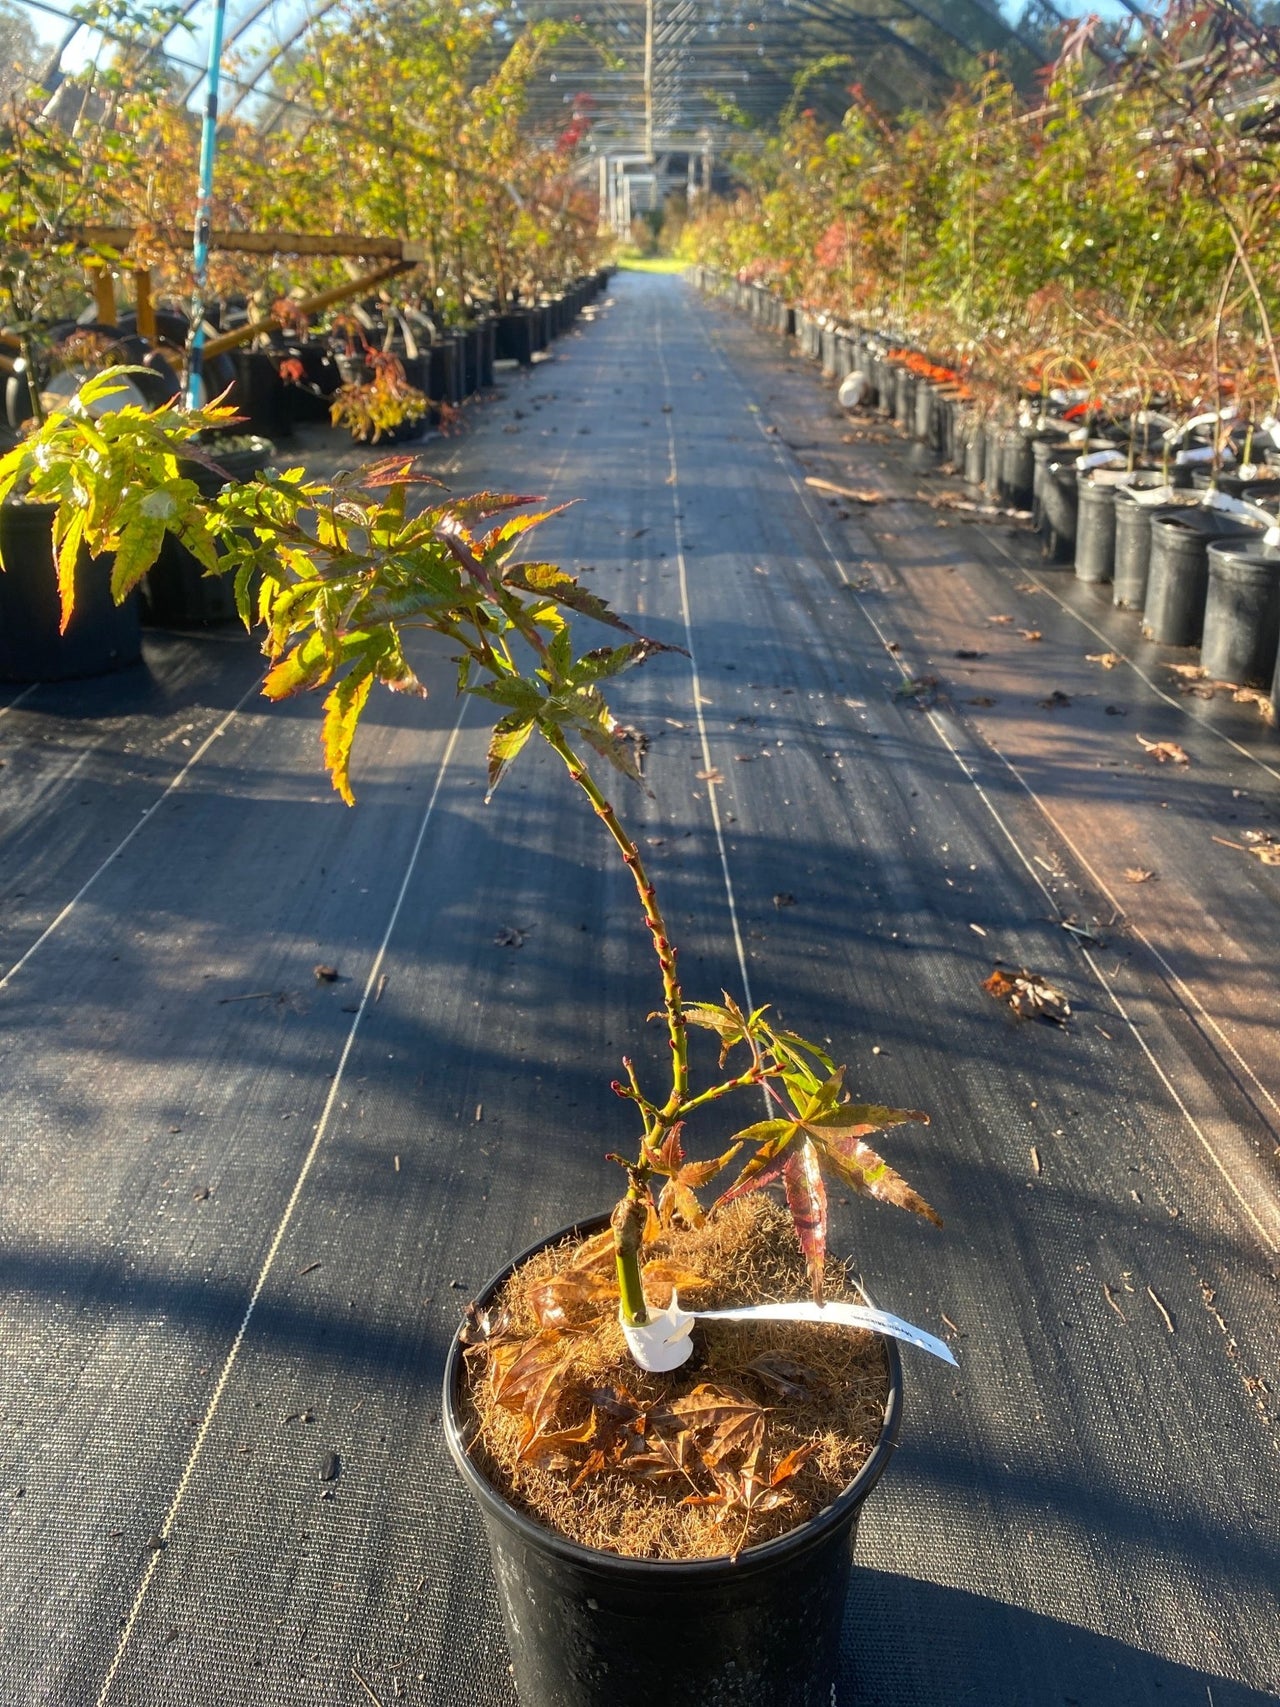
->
[329,348,431,443]
[0,372,951,1706]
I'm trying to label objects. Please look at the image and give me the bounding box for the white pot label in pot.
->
[622,1292,958,1372]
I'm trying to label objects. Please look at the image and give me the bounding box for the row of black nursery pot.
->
[0,272,615,679]
[691,268,1280,720]
[0,436,277,680]
[232,269,613,441]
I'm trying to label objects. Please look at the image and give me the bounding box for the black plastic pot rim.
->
[443,1214,903,1584]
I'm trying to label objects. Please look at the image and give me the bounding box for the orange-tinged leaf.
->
[677,1143,743,1191]
[527,1268,616,1328]
[55,507,85,632]
[639,1259,712,1298]
[321,668,374,807]
[657,1178,705,1230]
[568,1229,616,1272]
[783,1139,828,1303]
[518,1417,595,1468]
[770,1442,819,1486]
[814,1131,942,1227]
[802,1103,929,1140]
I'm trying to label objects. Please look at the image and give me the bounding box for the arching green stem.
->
[540,723,687,1111]
[539,722,688,1328]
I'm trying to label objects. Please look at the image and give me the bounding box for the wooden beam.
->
[134,268,156,342]
[89,262,116,324]
[65,226,428,261]
[200,260,414,359]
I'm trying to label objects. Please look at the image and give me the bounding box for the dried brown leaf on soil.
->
[983,966,1071,1025]
[1136,734,1190,764]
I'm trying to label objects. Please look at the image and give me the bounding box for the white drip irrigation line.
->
[93,703,468,1707]
[695,294,1280,1256]
[0,678,261,994]
[653,320,755,1017]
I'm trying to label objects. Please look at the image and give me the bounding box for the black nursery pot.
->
[0,503,141,681]
[143,439,274,627]
[1113,492,1158,609]
[1074,476,1116,583]
[1201,540,1280,688]
[443,1217,904,1707]
[1143,509,1262,647]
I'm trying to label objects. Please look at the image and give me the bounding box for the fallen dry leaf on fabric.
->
[988,614,1015,625]
[1015,582,1039,594]
[696,767,725,785]
[1166,662,1206,680]
[314,965,339,982]
[804,476,884,504]
[1136,735,1189,765]
[955,648,986,660]
[894,676,939,707]
[1087,651,1122,669]
[1020,629,1044,643]
[1213,831,1280,866]
[1124,867,1156,883]
[1038,690,1072,710]
[983,967,1071,1025]
[928,494,1028,519]
[1232,686,1277,724]
[967,695,998,706]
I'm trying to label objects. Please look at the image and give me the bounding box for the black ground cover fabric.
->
[0,273,1276,1706]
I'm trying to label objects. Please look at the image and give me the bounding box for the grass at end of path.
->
[615,255,688,275]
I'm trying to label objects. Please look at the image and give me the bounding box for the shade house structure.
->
[3,2,1280,1707]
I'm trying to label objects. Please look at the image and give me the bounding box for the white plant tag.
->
[622,1293,958,1372]
[694,1300,959,1367]
[1078,448,1125,470]
[1129,483,1177,506]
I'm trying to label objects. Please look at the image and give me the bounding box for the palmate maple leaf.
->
[715,1068,940,1302]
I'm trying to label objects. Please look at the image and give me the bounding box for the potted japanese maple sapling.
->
[1,374,954,1707]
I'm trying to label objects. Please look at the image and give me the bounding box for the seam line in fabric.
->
[0,682,39,723]
[92,702,468,1706]
[654,310,756,1023]
[0,676,260,994]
